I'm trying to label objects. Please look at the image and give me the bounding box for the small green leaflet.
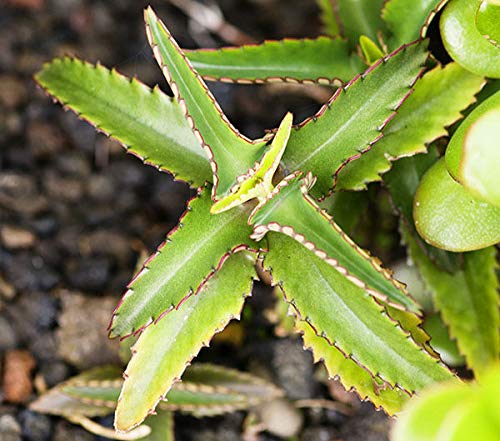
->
[210,112,293,214]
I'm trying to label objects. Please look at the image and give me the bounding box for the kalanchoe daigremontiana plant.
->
[35,0,500,435]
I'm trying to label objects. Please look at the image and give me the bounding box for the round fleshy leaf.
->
[476,0,500,48]
[446,91,500,181]
[460,109,500,206]
[413,158,500,252]
[440,0,500,78]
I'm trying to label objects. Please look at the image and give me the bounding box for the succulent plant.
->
[34,0,499,437]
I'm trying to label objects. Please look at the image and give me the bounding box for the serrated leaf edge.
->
[144,7,272,201]
[185,37,348,85]
[250,172,417,313]
[34,57,202,187]
[108,186,259,339]
[116,274,257,432]
[288,40,428,200]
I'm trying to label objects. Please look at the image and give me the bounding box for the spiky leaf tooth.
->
[115,252,257,432]
[108,187,258,339]
[335,62,485,191]
[297,321,409,415]
[385,150,461,273]
[250,173,419,312]
[440,0,500,78]
[384,306,438,358]
[316,0,340,37]
[282,40,428,199]
[34,58,211,187]
[382,0,449,50]
[185,38,363,85]
[414,158,500,251]
[334,0,387,50]
[144,7,269,200]
[404,227,500,381]
[265,234,455,394]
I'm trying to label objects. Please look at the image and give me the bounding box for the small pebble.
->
[0,414,22,441]
[18,410,52,441]
[0,225,36,249]
[2,350,36,404]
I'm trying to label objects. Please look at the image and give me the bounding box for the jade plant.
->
[34,0,499,437]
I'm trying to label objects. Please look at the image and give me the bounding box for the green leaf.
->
[30,366,122,418]
[298,321,409,415]
[34,58,211,187]
[413,158,500,251]
[459,109,500,206]
[144,7,269,199]
[115,252,256,432]
[334,0,387,49]
[162,364,284,417]
[265,234,455,395]
[446,91,500,206]
[446,91,500,180]
[385,150,461,273]
[316,0,340,37]
[141,411,174,441]
[335,62,485,191]
[382,0,449,49]
[282,40,428,199]
[440,0,500,78]
[108,187,258,339]
[32,363,282,421]
[359,35,385,65]
[404,227,500,380]
[251,173,419,312]
[424,314,465,367]
[476,0,500,47]
[210,112,292,214]
[392,369,500,441]
[185,38,363,85]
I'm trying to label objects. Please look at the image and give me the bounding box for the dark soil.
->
[0,1,391,440]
